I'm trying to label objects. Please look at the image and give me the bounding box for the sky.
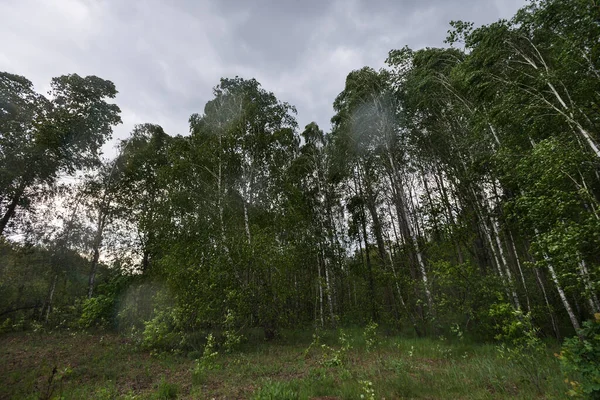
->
[0,0,527,158]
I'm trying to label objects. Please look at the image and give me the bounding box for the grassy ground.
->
[0,328,569,399]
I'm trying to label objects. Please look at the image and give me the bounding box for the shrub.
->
[559,314,600,398]
[320,329,352,368]
[223,309,245,353]
[155,377,178,399]
[141,308,181,350]
[492,306,549,393]
[79,295,114,329]
[364,321,378,352]
[192,333,219,385]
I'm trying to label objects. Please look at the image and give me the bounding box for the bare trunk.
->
[44,274,58,324]
[243,199,251,245]
[88,212,107,298]
[317,252,324,328]
[0,184,24,236]
[406,175,434,314]
[433,167,464,263]
[386,153,432,314]
[534,267,561,340]
[544,253,581,332]
[508,230,531,312]
[354,169,377,320]
[88,246,101,299]
[578,257,600,314]
[323,252,335,326]
[490,218,521,310]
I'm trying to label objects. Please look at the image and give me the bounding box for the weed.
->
[155,377,178,399]
[363,321,378,352]
[558,314,600,398]
[191,333,219,384]
[252,379,299,400]
[320,329,351,367]
[359,379,375,400]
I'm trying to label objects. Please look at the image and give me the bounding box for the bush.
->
[79,295,114,329]
[559,314,600,398]
[364,321,378,352]
[155,377,178,399]
[142,308,181,350]
[320,329,352,368]
[492,306,549,393]
[192,333,220,385]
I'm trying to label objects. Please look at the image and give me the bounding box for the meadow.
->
[0,328,568,399]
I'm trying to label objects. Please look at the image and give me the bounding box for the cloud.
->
[0,0,527,157]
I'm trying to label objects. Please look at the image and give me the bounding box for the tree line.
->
[1,0,599,345]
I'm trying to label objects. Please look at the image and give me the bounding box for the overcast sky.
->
[1,0,526,157]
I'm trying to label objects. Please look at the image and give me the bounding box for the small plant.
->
[155,377,178,399]
[450,323,464,341]
[223,309,245,353]
[142,308,181,350]
[308,366,328,381]
[39,365,73,400]
[364,320,379,352]
[435,343,453,359]
[94,382,119,400]
[493,307,548,393]
[192,333,219,384]
[320,329,352,368]
[338,367,353,380]
[359,380,375,400]
[251,379,298,400]
[303,332,321,357]
[558,314,600,398]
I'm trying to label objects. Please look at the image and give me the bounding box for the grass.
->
[0,328,569,399]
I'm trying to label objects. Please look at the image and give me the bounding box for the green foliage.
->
[363,321,378,352]
[0,71,121,235]
[223,308,245,353]
[2,330,569,399]
[359,380,376,400]
[142,308,181,351]
[3,1,600,383]
[191,333,219,385]
[155,378,178,399]
[252,379,299,400]
[320,329,352,368]
[494,308,550,392]
[450,323,464,341]
[302,332,321,358]
[78,295,114,329]
[559,314,600,398]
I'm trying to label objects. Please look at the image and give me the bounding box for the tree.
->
[0,72,121,236]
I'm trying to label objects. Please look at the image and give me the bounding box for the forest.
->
[1,0,600,398]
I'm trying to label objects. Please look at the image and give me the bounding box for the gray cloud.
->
[0,0,526,157]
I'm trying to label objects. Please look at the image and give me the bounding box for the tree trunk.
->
[323,251,335,326]
[0,184,25,236]
[88,211,107,298]
[508,230,531,312]
[44,274,58,324]
[578,257,600,314]
[317,251,324,328]
[490,217,521,310]
[534,267,561,340]
[543,252,581,333]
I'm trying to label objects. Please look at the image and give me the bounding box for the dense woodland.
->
[1,0,599,375]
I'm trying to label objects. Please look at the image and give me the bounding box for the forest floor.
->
[0,329,568,399]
